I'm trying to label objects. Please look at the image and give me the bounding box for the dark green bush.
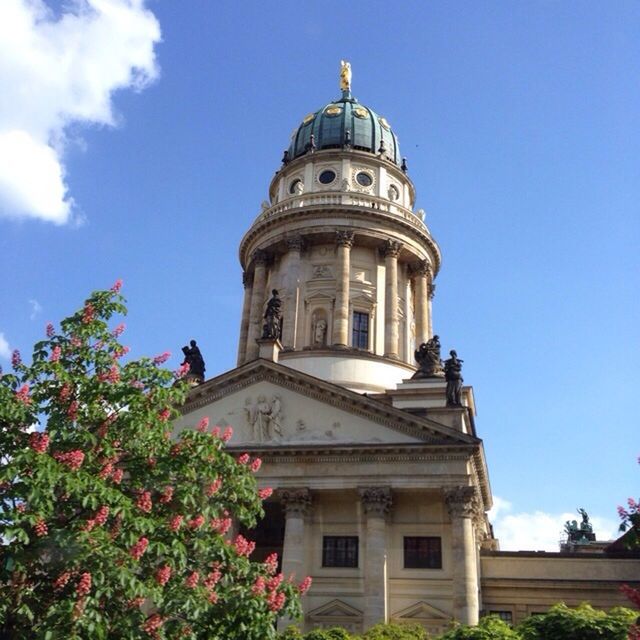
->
[438,615,521,639]
[361,621,430,640]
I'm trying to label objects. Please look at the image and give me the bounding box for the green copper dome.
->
[286,90,401,166]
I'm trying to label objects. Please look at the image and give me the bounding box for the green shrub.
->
[361,621,430,640]
[517,603,636,640]
[437,616,521,639]
[304,628,354,640]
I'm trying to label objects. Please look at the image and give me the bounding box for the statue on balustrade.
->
[412,335,444,379]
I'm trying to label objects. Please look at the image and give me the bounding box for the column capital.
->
[279,488,312,516]
[286,234,304,252]
[428,282,436,300]
[444,486,481,519]
[335,230,355,248]
[242,271,251,288]
[251,248,268,266]
[382,239,402,258]
[359,486,392,516]
[412,259,432,278]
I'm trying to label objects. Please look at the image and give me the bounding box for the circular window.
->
[318,170,336,185]
[289,179,302,194]
[356,172,373,187]
[388,184,399,201]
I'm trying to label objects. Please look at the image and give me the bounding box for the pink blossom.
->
[53,571,71,590]
[50,345,62,362]
[159,486,174,504]
[197,416,210,433]
[82,303,95,324]
[59,383,72,402]
[185,571,199,588]
[175,362,190,379]
[628,497,638,510]
[46,323,55,338]
[67,400,79,421]
[267,590,286,612]
[112,323,126,337]
[298,576,312,594]
[204,568,222,590]
[208,591,219,604]
[143,614,164,636]
[153,351,170,365]
[206,478,222,497]
[189,514,205,530]
[98,364,120,384]
[169,515,183,532]
[130,536,149,560]
[263,553,278,575]
[211,426,221,438]
[238,453,250,465]
[267,573,284,592]
[233,534,255,557]
[29,432,50,454]
[54,450,85,471]
[11,349,21,368]
[111,468,123,484]
[158,408,171,422]
[15,384,31,405]
[136,491,152,513]
[221,426,233,442]
[250,457,262,473]
[155,565,172,586]
[113,345,130,359]
[210,517,232,535]
[252,576,266,595]
[110,279,123,293]
[95,505,109,526]
[258,487,273,500]
[34,518,48,537]
[76,572,92,597]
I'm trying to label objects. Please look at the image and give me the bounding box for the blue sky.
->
[0,0,638,550]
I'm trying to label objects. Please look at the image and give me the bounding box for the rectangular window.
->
[489,611,513,624]
[403,536,442,569]
[352,311,369,349]
[322,536,359,568]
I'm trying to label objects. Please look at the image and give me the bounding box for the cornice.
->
[181,360,478,447]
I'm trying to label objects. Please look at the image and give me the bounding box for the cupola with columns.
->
[237,63,441,394]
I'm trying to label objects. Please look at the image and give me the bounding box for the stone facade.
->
[174,70,640,633]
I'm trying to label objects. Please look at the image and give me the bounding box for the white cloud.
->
[0,332,10,360]
[489,496,619,552]
[28,298,42,319]
[0,0,161,224]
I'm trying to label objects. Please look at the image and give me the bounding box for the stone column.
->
[360,487,392,629]
[413,261,430,345]
[444,486,480,626]
[332,231,354,347]
[281,235,303,349]
[236,271,253,365]
[383,240,402,359]
[245,250,268,362]
[427,279,436,339]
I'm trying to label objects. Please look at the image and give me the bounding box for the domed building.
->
[175,65,639,634]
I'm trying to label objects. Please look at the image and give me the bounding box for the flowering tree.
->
[0,282,309,639]
[618,458,640,640]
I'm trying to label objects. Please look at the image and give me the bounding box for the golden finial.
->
[340,60,352,93]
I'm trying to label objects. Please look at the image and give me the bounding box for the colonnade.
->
[237,231,435,365]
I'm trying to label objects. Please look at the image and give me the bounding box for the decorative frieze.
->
[279,488,312,516]
[444,486,480,519]
[359,487,393,517]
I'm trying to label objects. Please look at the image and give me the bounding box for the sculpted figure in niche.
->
[244,395,283,442]
[312,313,327,346]
[294,180,304,195]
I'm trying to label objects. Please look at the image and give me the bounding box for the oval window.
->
[289,179,302,194]
[318,170,336,185]
[356,172,373,187]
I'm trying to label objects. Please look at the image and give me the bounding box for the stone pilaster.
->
[382,240,402,358]
[245,250,268,362]
[281,235,303,349]
[332,231,354,347]
[444,486,481,625]
[412,261,431,345]
[237,271,253,365]
[427,279,436,339]
[360,487,392,629]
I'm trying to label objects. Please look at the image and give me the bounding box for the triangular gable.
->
[308,599,363,620]
[179,359,478,448]
[392,601,450,621]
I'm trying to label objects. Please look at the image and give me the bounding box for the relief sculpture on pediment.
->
[244,395,283,443]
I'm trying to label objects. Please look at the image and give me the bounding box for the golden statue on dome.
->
[340,60,352,92]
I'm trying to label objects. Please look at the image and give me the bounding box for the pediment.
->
[393,601,450,621]
[176,360,478,450]
[308,599,362,619]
